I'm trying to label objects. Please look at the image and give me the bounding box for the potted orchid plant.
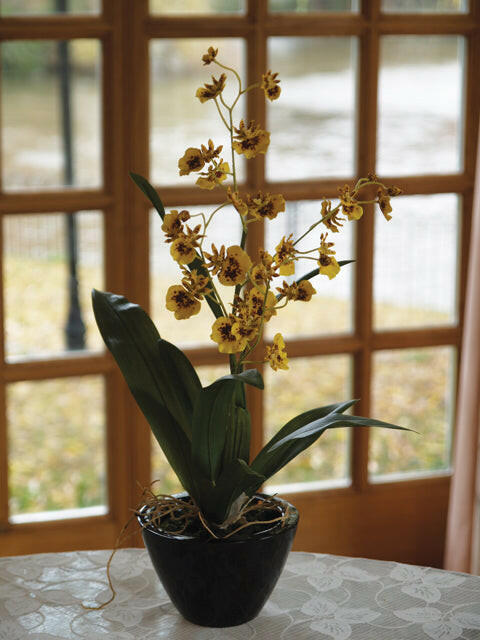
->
[92,46,407,628]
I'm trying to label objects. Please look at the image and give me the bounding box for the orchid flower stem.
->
[214,59,242,93]
[241,82,260,95]
[293,207,340,246]
[214,97,230,131]
[295,248,320,255]
[204,202,229,232]
[228,107,237,193]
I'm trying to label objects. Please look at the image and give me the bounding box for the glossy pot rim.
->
[137,493,299,544]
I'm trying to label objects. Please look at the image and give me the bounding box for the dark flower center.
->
[242,136,260,150]
[219,323,236,342]
[223,259,241,281]
[173,290,193,308]
[188,156,202,170]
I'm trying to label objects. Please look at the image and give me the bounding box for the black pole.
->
[57,0,86,350]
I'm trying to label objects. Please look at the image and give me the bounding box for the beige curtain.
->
[444,122,480,574]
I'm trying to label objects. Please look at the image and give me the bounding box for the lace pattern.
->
[0,549,479,639]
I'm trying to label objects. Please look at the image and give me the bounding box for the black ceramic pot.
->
[138,494,299,628]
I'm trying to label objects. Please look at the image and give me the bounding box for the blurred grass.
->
[8,376,105,515]
[5,255,454,515]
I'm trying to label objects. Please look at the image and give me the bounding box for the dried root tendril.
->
[82,483,290,612]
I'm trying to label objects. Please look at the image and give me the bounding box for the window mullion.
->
[351,0,381,492]
[119,0,151,513]
[0,215,8,529]
[245,0,267,460]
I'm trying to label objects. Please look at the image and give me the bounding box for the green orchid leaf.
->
[155,339,202,439]
[196,458,265,525]
[135,391,198,499]
[91,289,196,493]
[254,411,411,482]
[92,289,195,439]
[251,400,358,479]
[192,378,241,483]
[222,405,251,467]
[130,172,165,220]
[217,368,264,390]
[269,413,412,452]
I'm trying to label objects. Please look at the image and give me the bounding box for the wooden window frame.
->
[0,0,479,565]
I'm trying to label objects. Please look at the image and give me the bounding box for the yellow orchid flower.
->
[210,316,248,354]
[377,188,393,221]
[178,148,205,176]
[227,187,248,216]
[274,234,296,276]
[218,245,252,286]
[166,285,201,320]
[233,120,270,159]
[196,73,226,103]
[277,280,316,302]
[246,192,285,221]
[202,46,218,66]
[318,233,340,280]
[265,333,289,371]
[162,210,190,241]
[246,288,277,322]
[261,70,281,102]
[196,161,230,190]
[296,280,316,301]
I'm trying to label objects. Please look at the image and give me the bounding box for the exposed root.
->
[82,483,290,612]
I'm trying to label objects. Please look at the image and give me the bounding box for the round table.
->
[1,549,479,639]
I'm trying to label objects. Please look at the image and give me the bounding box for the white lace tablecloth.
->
[1,549,479,639]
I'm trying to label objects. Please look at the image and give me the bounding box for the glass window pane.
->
[8,376,106,518]
[377,36,464,176]
[267,37,357,182]
[3,211,104,359]
[269,0,358,11]
[150,0,244,13]
[265,199,354,339]
[265,355,351,490]
[1,0,100,15]
[382,0,467,13]
[150,39,246,186]
[150,207,242,347]
[151,364,230,490]
[374,194,459,329]
[369,347,455,479]
[1,40,102,190]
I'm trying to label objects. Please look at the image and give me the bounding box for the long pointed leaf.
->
[270,413,412,451]
[91,289,195,490]
[156,339,202,438]
[135,391,197,499]
[192,379,240,482]
[130,172,165,220]
[222,405,251,467]
[251,400,357,479]
[255,413,411,483]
